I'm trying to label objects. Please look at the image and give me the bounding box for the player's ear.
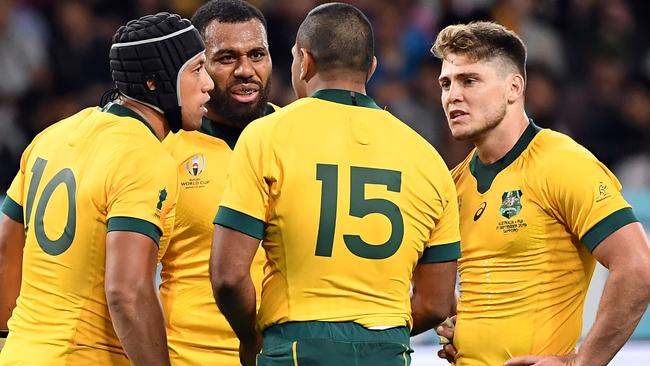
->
[366,56,378,83]
[507,73,524,104]
[299,48,316,82]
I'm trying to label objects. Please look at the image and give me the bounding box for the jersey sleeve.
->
[157,193,177,261]
[420,165,461,264]
[214,120,273,240]
[543,152,637,252]
[1,140,38,223]
[105,146,179,246]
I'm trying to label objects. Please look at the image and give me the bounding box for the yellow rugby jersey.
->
[0,104,178,366]
[451,122,637,366]
[215,89,460,331]
[159,104,277,366]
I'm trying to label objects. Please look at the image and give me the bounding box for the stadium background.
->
[0,0,648,364]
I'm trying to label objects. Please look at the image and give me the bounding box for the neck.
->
[117,97,169,141]
[306,74,368,96]
[474,109,530,164]
[205,108,244,130]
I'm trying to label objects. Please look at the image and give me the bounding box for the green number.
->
[315,164,338,256]
[25,158,77,256]
[314,164,404,260]
[25,157,48,230]
[344,166,403,259]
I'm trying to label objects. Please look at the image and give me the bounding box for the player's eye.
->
[219,55,236,64]
[250,51,266,61]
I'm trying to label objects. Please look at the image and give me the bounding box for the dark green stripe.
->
[581,207,638,252]
[312,89,382,110]
[214,206,265,240]
[198,117,243,150]
[107,216,161,246]
[469,120,541,193]
[263,321,410,346]
[1,196,24,223]
[103,104,157,138]
[419,242,460,263]
[198,103,277,149]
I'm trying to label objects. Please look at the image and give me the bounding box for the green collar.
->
[102,103,157,137]
[311,89,382,110]
[469,120,541,193]
[198,103,278,149]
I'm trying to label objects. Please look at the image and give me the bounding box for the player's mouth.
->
[230,84,260,104]
[449,109,468,122]
[200,97,210,115]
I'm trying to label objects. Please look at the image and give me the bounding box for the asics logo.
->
[473,202,487,221]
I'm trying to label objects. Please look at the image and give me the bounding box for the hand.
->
[438,343,457,364]
[505,351,578,366]
[436,316,456,363]
[239,335,262,366]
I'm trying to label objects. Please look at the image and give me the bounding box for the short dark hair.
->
[297,3,374,75]
[431,21,527,80]
[191,0,267,37]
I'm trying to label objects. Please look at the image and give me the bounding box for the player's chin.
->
[449,126,474,141]
[181,112,203,131]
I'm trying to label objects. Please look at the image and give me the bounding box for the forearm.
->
[411,293,450,336]
[576,268,650,366]
[107,288,170,366]
[410,261,457,336]
[0,258,21,330]
[0,217,24,330]
[214,274,258,345]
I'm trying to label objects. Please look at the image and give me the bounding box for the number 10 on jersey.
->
[315,164,404,260]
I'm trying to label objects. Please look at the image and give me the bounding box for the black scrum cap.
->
[109,12,205,132]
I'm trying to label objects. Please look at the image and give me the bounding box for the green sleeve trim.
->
[419,241,461,263]
[214,206,265,240]
[1,196,23,223]
[107,217,161,247]
[581,207,638,252]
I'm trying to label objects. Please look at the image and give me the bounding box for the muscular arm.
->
[105,231,170,366]
[0,214,24,332]
[411,260,457,336]
[210,224,260,365]
[575,222,650,365]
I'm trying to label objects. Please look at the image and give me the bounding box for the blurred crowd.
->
[0,0,648,193]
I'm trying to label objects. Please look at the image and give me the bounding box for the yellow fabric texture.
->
[451,128,632,366]
[160,128,265,366]
[219,95,460,332]
[0,107,178,365]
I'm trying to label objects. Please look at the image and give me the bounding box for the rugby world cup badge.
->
[500,190,523,219]
[181,154,210,189]
[186,154,206,177]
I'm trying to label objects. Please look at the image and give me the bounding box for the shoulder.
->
[238,98,314,140]
[530,129,602,174]
[526,129,618,196]
[162,129,196,156]
[450,150,475,183]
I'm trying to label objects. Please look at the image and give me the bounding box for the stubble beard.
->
[451,102,507,142]
[207,78,272,129]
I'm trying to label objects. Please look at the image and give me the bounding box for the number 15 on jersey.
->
[315,164,404,260]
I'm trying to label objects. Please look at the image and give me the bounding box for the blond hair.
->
[432,21,527,79]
